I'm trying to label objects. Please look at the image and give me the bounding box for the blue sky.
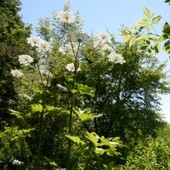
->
[20,0,170,122]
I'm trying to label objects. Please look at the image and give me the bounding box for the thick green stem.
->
[66,35,80,170]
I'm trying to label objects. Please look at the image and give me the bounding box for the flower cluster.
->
[70,32,91,43]
[12,159,24,166]
[107,52,126,64]
[18,55,33,66]
[39,65,52,77]
[93,32,112,49]
[27,36,51,52]
[59,42,79,55]
[97,32,112,43]
[57,11,75,24]
[11,69,23,78]
[66,63,81,72]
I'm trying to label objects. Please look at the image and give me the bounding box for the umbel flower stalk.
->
[66,33,81,170]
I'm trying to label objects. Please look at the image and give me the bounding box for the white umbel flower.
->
[93,39,110,50]
[18,55,33,66]
[12,159,24,165]
[27,36,41,47]
[39,65,52,77]
[66,63,81,72]
[57,11,75,24]
[37,40,51,52]
[27,36,51,52]
[66,63,75,72]
[59,42,78,55]
[11,69,23,78]
[97,32,112,43]
[107,52,126,64]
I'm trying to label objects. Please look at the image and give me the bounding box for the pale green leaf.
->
[66,135,85,145]
[77,84,94,97]
[31,104,43,112]
[86,132,99,146]
[71,89,78,94]
[152,15,162,24]
[143,7,151,18]
[49,161,58,167]
[95,147,105,155]
[135,18,149,27]
[74,108,98,122]
[10,110,23,119]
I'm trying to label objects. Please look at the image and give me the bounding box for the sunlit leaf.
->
[31,104,43,112]
[152,15,162,24]
[95,147,105,155]
[143,7,151,18]
[74,108,98,122]
[66,135,85,145]
[85,132,99,146]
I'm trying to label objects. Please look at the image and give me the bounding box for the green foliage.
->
[0,0,31,127]
[1,1,170,169]
[121,7,170,56]
[0,126,33,168]
[124,125,170,170]
[165,0,170,5]
[74,108,99,122]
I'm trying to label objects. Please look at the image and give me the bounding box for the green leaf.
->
[143,7,151,18]
[129,36,137,47]
[10,110,23,119]
[106,148,116,156]
[66,135,85,145]
[95,147,105,155]
[74,108,98,122]
[135,18,149,27]
[71,89,78,94]
[77,84,94,97]
[152,15,162,24]
[31,104,43,112]
[100,136,110,145]
[86,132,99,146]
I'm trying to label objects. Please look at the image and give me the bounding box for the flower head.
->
[107,52,126,64]
[27,36,41,47]
[11,69,23,78]
[93,39,110,50]
[97,32,112,43]
[12,159,24,165]
[57,11,75,24]
[39,65,52,77]
[27,36,51,52]
[66,63,81,72]
[18,55,33,66]
[59,42,79,55]
[66,63,75,72]
[70,32,91,43]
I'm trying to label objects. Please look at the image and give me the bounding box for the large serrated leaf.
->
[74,108,98,122]
[66,135,85,145]
[85,132,99,146]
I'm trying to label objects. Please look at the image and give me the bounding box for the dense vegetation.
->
[0,1,170,169]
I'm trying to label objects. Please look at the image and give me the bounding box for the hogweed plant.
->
[10,5,126,169]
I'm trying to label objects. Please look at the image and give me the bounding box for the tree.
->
[0,0,30,128]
